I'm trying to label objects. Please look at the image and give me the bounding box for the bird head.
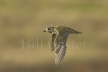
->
[43,26,55,34]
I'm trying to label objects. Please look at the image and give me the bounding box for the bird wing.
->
[51,34,56,51]
[57,26,81,34]
[54,44,66,64]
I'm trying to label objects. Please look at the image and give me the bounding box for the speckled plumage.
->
[44,25,81,64]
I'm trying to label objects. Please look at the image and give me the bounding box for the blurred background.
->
[0,0,108,72]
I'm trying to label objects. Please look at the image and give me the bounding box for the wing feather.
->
[54,44,66,64]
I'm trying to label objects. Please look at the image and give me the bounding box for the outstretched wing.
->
[57,26,81,34]
[54,44,66,64]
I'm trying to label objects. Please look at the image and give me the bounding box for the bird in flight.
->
[43,25,81,64]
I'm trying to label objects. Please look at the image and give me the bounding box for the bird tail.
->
[54,45,66,64]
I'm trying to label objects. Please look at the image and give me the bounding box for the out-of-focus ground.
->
[0,0,108,72]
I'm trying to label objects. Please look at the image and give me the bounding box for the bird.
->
[43,25,81,64]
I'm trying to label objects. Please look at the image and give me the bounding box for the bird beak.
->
[43,28,48,32]
[43,30,46,32]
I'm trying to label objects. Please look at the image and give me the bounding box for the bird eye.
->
[48,28,51,30]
